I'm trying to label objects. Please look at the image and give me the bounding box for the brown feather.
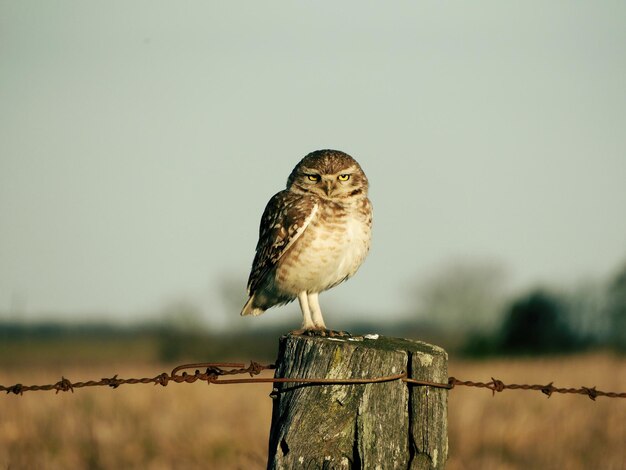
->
[246,190,318,295]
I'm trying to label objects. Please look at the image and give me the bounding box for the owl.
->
[241,149,372,335]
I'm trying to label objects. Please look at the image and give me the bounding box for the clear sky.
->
[1,1,625,329]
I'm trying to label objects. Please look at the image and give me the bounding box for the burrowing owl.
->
[241,149,372,334]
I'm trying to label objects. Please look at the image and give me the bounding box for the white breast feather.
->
[277,208,370,295]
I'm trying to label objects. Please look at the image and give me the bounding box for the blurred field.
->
[446,353,625,470]
[1,353,624,469]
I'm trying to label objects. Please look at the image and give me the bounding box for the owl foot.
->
[324,329,351,338]
[289,328,309,336]
[289,328,351,338]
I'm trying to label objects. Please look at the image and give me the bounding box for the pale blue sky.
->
[1,1,625,329]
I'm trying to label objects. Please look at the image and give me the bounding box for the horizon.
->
[2,2,625,329]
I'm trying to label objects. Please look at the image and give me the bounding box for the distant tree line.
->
[3,261,624,361]
[414,260,626,356]
[438,264,626,355]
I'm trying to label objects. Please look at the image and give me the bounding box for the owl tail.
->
[241,296,265,316]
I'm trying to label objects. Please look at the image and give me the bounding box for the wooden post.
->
[267,334,448,469]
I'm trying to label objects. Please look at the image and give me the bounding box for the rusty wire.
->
[445,377,626,400]
[1,361,624,400]
[0,362,274,395]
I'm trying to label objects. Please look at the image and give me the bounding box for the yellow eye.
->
[307,174,320,182]
[338,174,350,181]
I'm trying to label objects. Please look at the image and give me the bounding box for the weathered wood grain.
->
[267,334,448,469]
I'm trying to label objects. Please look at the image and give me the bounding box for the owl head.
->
[287,149,369,200]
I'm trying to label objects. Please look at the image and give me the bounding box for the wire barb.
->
[446,377,626,400]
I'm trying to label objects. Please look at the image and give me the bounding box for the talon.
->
[327,329,351,338]
[302,328,330,337]
[289,328,352,338]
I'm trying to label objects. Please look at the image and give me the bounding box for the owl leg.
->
[307,292,327,330]
[308,292,351,337]
[297,291,316,330]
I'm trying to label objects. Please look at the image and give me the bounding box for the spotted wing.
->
[247,191,318,294]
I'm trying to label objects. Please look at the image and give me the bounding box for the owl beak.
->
[324,180,333,196]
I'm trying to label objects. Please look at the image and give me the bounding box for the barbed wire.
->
[445,377,626,400]
[1,361,625,400]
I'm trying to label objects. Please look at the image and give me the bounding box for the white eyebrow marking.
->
[330,165,357,177]
[301,167,320,174]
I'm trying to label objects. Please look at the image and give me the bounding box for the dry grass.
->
[447,353,626,470]
[1,353,624,469]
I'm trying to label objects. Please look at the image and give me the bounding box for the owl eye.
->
[338,174,350,181]
[306,174,320,182]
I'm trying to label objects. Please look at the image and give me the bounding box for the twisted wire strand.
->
[1,362,624,400]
